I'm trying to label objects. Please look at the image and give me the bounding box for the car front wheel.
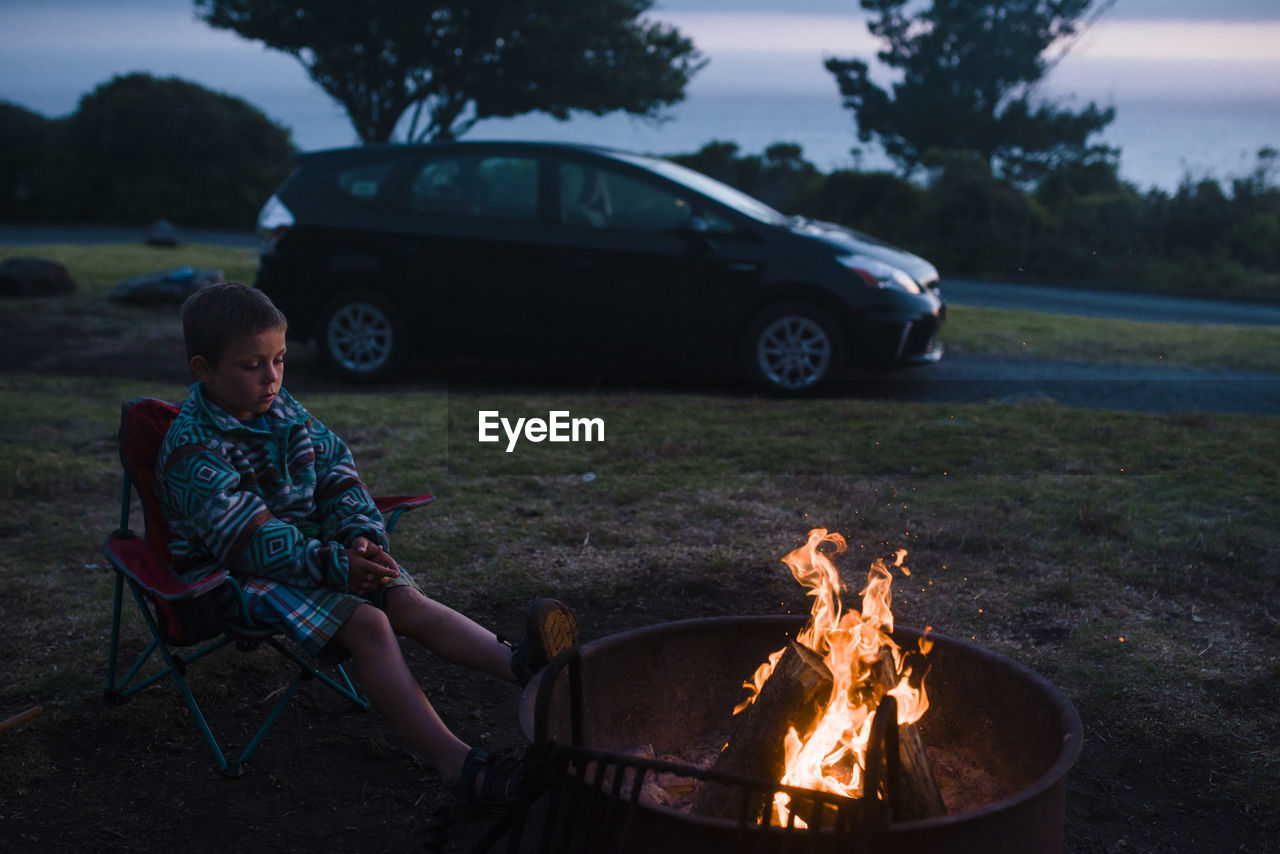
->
[744,303,845,395]
[319,292,404,383]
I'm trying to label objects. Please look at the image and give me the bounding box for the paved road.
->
[943,278,1280,326]
[852,353,1280,416]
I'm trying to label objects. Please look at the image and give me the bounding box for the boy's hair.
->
[181,281,288,366]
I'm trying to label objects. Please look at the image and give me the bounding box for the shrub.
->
[61,73,295,229]
[0,101,67,221]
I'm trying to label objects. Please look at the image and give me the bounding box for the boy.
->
[157,281,576,807]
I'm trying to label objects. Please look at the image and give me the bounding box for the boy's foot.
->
[511,598,578,686]
[452,746,524,810]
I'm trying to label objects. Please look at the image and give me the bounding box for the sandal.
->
[453,746,525,810]
[509,598,579,687]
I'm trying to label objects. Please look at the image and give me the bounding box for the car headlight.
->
[836,253,922,294]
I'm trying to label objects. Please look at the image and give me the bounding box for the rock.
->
[0,256,77,297]
[110,266,222,304]
[145,218,181,247]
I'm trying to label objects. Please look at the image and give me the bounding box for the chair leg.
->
[111,578,234,773]
[105,574,372,776]
[231,671,306,772]
[265,636,371,710]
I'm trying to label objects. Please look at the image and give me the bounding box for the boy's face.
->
[191,327,287,421]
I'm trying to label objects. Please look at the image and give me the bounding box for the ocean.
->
[253,87,1280,193]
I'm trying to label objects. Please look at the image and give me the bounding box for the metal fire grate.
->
[465,647,898,854]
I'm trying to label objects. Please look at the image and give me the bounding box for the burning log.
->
[692,644,945,824]
[870,651,947,821]
[692,640,833,819]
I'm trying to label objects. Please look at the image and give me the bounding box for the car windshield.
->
[609,152,788,225]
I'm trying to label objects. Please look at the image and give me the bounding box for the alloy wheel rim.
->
[328,303,392,373]
[757,316,831,389]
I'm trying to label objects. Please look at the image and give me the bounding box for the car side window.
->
[560,163,693,233]
[333,159,402,203]
[407,155,538,221]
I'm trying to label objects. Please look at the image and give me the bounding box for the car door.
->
[548,157,767,369]
[390,149,568,358]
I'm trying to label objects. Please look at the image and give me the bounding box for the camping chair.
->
[103,397,433,777]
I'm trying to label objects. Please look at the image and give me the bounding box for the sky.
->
[2,0,1279,188]
[4,0,1278,103]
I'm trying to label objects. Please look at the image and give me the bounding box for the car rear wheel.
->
[319,292,404,383]
[744,302,845,395]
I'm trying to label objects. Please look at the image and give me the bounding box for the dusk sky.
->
[4,0,1278,107]
[2,0,1278,187]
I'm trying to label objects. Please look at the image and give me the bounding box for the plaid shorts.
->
[239,568,422,659]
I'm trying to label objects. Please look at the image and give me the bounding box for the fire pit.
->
[518,615,1082,853]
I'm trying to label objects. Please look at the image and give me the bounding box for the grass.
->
[943,305,1280,372]
[1,243,260,289]
[2,375,1277,827]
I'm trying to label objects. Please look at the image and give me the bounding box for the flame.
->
[745,529,931,826]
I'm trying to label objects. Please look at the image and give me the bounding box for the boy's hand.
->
[346,537,400,595]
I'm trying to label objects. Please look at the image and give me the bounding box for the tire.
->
[743,302,846,395]
[318,292,405,383]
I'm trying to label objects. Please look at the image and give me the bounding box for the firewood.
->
[692,642,946,824]
[870,650,946,821]
[692,640,833,819]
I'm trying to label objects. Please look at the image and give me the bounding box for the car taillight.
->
[256,195,295,253]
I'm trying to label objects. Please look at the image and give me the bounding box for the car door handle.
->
[724,261,760,273]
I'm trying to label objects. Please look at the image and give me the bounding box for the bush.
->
[0,101,67,221]
[670,140,1280,299]
[668,140,822,213]
[65,74,296,229]
[803,169,922,245]
[915,151,1048,276]
[3,74,296,229]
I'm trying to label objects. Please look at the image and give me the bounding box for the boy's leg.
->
[381,587,519,684]
[336,602,471,780]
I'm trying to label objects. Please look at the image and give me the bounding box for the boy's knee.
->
[339,602,395,648]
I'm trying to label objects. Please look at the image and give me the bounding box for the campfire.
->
[692,528,944,826]
[519,528,1083,854]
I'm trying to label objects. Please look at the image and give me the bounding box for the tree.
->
[826,0,1117,182]
[65,74,295,227]
[194,0,705,144]
[0,101,65,220]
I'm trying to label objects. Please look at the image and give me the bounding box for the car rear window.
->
[333,159,401,203]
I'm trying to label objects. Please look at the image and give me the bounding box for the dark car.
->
[254,141,944,393]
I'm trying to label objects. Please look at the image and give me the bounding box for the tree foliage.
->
[194,0,706,144]
[0,102,65,220]
[826,0,1117,182]
[667,141,1280,299]
[45,74,295,228]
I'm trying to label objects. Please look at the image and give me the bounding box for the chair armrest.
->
[104,531,228,600]
[373,493,434,534]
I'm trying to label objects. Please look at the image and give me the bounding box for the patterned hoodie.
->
[156,383,388,588]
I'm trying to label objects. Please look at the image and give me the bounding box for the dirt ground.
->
[2,295,1275,854]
